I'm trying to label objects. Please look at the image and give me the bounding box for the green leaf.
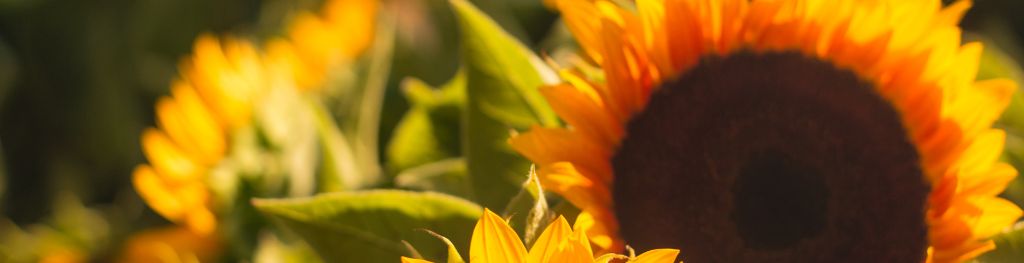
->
[387,75,466,173]
[320,14,397,191]
[254,190,482,262]
[977,224,1024,263]
[312,101,362,192]
[450,0,559,210]
[346,14,396,185]
[395,158,471,199]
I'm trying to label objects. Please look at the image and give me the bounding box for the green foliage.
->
[0,194,110,262]
[387,74,467,173]
[318,16,397,192]
[254,190,481,262]
[312,101,362,192]
[387,72,470,199]
[450,0,559,210]
[394,158,471,199]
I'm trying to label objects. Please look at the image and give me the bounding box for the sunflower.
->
[401,209,679,263]
[133,0,376,235]
[509,0,1023,262]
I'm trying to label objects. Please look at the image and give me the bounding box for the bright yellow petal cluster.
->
[134,35,270,236]
[510,0,1022,261]
[134,0,376,235]
[269,0,377,90]
[401,209,679,263]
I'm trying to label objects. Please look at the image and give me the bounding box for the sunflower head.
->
[134,35,256,235]
[511,0,1023,262]
[400,209,679,263]
[134,0,378,235]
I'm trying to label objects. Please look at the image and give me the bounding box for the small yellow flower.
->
[401,209,680,263]
[134,35,261,235]
[134,0,377,235]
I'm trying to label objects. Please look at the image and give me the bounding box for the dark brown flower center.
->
[611,51,930,262]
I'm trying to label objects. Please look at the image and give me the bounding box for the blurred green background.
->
[1,0,1024,261]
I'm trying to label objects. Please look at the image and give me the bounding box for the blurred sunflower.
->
[401,209,679,263]
[133,0,376,236]
[510,0,1023,262]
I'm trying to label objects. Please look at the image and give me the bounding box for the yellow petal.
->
[536,162,612,217]
[635,0,671,73]
[663,0,705,70]
[141,129,201,184]
[529,216,573,262]
[529,162,617,253]
[574,211,618,253]
[539,85,622,147]
[184,208,217,236]
[168,81,226,163]
[184,35,254,128]
[955,129,1005,175]
[960,163,1016,197]
[470,209,527,262]
[557,0,606,64]
[321,0,377,57]
[156,98,198,157]
[957,79,1016,138]
[935,0,971,27]
[948,42,982,90]
[288,13,342,72]
[546,222,593,263]
[132,165,213,231]
[133,165,186,220]
[509,127,612,184]
[598,17,644,118]
[631,249,680,263]
[957,130,1017,197]
[265,39,322,90]
[968,197,1023,239]
[220,38,266,102]
[594,253,628,263]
